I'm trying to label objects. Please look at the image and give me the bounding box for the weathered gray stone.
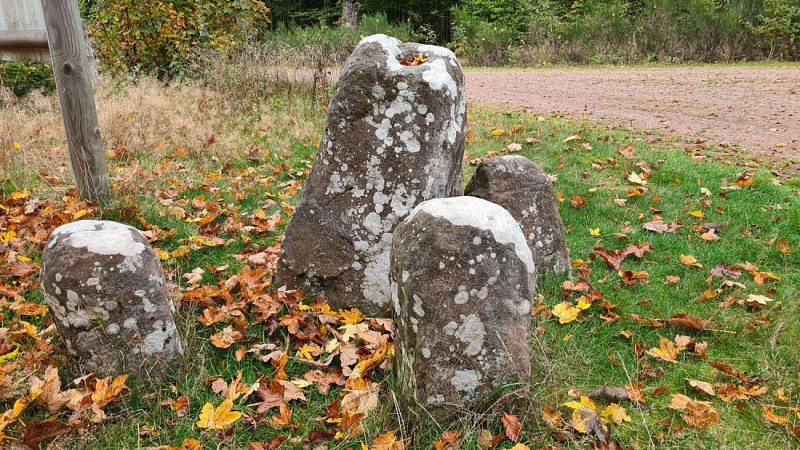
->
[41,220,182,376]
[466,155,569,273]
[277,34,467,316]
[391,197,535,417]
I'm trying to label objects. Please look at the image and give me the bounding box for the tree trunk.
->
[42,0,110,203]
[342,0,359,29]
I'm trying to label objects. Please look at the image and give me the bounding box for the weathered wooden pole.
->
[41,0,109,203]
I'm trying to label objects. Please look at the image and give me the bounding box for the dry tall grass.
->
[0,58,329,200]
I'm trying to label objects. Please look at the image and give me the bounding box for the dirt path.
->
[465,66,800,165]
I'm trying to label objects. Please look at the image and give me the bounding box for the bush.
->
[0,62,55,98]
[87,0,271,79]
[747,0,800,59]
[450,6,521,66]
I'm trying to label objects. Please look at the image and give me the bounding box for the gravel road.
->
[464,66,800,163]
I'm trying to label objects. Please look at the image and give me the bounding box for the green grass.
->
[2,83,798,449]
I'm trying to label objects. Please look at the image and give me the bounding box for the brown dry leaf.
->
[433,430,460,450]
[476,428,505,450]
[542,404,563,428]
[20,419,70,449]
[700,229,720,241]
[664,275,681,285]
[162,395,189,417]
[501,412,522,442]
[666,313,709,330]
[619,270,649,286]
[776,237,792,254]
[30,366,70,413]
[370,430,405,450]
[571,196,587,209]
[268,403,293,429]
[618,145,636,159]
[561,279,590,292]
[210,326,243,349]
[668,394,719,429]
[687,379,715,396]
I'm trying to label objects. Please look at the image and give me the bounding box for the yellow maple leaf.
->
[646,337,680,363]
[589,227,600,236]
[552,302,581,324]
[680,254,702,268]
[197,399,242,429]
[601,403,631,425]
[491,129,504,136]
[688,210,706,219]
[563,395,597,412]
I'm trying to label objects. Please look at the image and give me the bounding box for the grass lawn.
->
[0,76,798,449]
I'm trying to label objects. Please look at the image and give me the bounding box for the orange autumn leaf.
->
[501,412,522,442]
[369,430,404,450]
[763,405,789,424]
[668,394,719,429]
[210,326,243,349]
[90,374,130,408]
[433,430,460,450]
[196,399,242,429]
[687,378,715,396]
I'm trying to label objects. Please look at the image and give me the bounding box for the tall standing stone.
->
[277,34,467,316]
[466,155,569,273]
[41,220,183,376]
[391,197,535,418]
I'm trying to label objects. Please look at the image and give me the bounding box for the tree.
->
[342,0,360,28]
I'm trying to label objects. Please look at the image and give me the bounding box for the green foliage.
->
[259,13,412,67]
[0,62,55,98]
[747,0,800,59]
[87,0,271,78]
[450,6,521,66]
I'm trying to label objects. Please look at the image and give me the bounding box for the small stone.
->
[466,155,569,273]
[41,220,182,376]
[277,34,467,316]
[391,197,535,419]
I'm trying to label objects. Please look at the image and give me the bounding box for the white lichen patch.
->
[140,320,179,355]
[407,197,535,273]
[453,285,469,304]
[412,294,425,317]
[454,314,485,356]
[450,369,482,396]
[51,220,147,274]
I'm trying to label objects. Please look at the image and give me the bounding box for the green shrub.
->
[450,6,521,66]
[87,0,270,79]
[747,0,800,59]
[0,62,55,98]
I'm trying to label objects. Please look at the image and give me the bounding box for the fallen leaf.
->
[501,412,521,442]
[687,379,715,396]
[680,255,702,268]
[196,399,242,429]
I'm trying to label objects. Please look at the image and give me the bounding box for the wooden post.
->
[41,0,109,203]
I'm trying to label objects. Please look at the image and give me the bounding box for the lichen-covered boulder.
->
[466,155,569,274]
[41,220,182,376]
[391,197,535,417]
[277,34,467,316]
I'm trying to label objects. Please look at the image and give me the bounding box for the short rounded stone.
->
[41,220,183,377]
[391,197,535,420]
